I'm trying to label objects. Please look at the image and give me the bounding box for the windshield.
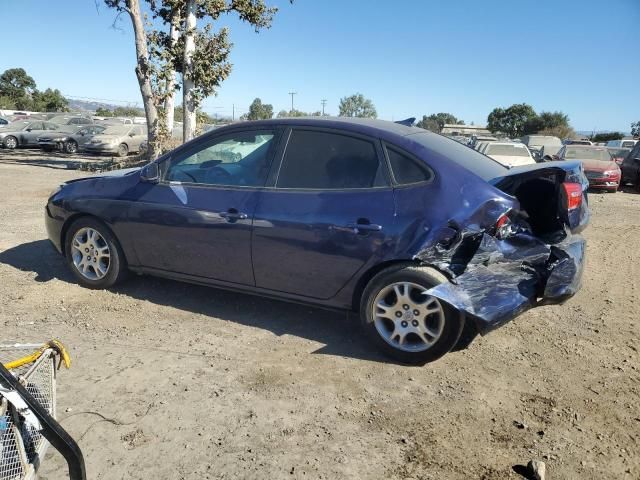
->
[527,136,562,147]
[102,126,131,136]
[621,141,636,148]
[408,131,508,180]
[564,147,612,161]
[57,125,80,134]
[485,144,530,157]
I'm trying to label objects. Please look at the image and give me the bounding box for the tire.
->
[360,264,465,365]
[117,143,129,157]
[64,217,128,289]
[64,140,78,154]
[3,136,18,149]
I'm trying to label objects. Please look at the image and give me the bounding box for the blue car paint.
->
[45,118,589,336]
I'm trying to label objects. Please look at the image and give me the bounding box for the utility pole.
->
[321,99,327,116]
[232,103,235,122]
[288,91,297,112]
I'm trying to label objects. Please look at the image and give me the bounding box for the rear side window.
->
[277,130,387,189]
[386,146,433,184]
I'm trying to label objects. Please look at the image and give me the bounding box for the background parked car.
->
[46,115,94,126]
[606,139,638,149]
[556,145,619,192]
[0,116,8,126]
[607,147,632,167]
[563,139,592,145]
[521,135,563,161]
[83,124,147,157]
[467,135,496,149]
[37,124,107,153]
[0,120,61,149]
[480,142,535,167]
[620,141,640,191]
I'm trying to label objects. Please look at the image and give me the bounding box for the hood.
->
[89,133,125,143]
[580,159,618,172]
[487,154,536,168]
[64,167,142,184]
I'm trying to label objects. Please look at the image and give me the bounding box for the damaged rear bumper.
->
[424,232,586,335]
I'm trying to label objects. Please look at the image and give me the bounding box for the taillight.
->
[494,212,511,239]
[563,182,583,210]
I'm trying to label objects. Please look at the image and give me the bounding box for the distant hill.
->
[67,99,127,113]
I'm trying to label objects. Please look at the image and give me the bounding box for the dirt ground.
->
[0,154,638,480]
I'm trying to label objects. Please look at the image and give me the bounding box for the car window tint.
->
[387,146,433,184]
[277,130,386,189]
[28,122,44,130]
[166,130,277,187]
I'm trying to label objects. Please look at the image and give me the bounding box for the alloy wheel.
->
[372,281,445,352]
[70,227,111,280]
[4,136,17,149]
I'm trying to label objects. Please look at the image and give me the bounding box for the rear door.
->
[252,127,395,299]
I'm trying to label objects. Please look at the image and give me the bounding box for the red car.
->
[556,145,620,192]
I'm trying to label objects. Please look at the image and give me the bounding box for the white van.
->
[607,139,638,149]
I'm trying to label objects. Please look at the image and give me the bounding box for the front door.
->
[125,128,281,285]
[252,128,395,300]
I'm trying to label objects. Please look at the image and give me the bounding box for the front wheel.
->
[3,136,18,149]
[64,217,128,289]
[116,143,129,157]
[65,140,78,154]
[360,265,465,365]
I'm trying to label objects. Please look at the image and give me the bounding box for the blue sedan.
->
[45,118,589,364]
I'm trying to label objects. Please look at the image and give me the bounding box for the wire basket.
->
[0,345,59,480]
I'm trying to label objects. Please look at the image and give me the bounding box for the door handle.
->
[220,209,248,221]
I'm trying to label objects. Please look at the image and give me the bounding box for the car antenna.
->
[395,117,416,126]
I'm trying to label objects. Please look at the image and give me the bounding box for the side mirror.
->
[26,128,32,132]
[129,133,135,137]
[140,162,159,183]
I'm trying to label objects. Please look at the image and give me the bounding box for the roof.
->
[223,117,423,138]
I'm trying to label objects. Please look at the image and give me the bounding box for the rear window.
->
[277,130,387,189]
[621,141,636,148]
[485,144,530,157]
[407,131,508,180]
[386,146,432,184]
[564,147,611,161]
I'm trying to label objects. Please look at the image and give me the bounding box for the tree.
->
[338,93,377,118]
[416,116,440,133]
[632,121,640,137]
[0,68,36,102]
[104,0,162,159]
[417,112,462,133]
[180,0,278,141]
[538,125,576,140]
[95,107,114,117]
[591,132,624,143]
[32,88,68,112]
[244,98,273,120]
[487,103,537,138]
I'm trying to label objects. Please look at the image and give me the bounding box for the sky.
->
[2,0,639,132]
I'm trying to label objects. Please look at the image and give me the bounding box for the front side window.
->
[27,122,44,131]
[386,145,433,185]
[277,130,386,189]
[165,130,277,187]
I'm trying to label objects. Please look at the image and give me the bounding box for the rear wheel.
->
[64,140,78,154]
[360,265,465,364]
[3,136,17,149]
[116,143,129,157]
[64,217,128,289]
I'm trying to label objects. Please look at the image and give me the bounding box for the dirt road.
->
[0,159,638,479]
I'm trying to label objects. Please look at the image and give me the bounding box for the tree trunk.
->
[182,0,197,142]
[163,9,180,140]
[126,0,161,159]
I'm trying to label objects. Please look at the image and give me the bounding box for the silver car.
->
[0,121,62,149]
[83,124,147,157]
[46,115,94,126]
[37,125,107,154]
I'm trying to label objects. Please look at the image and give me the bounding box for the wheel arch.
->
[60,213,127,265]
[350,259,449,312]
